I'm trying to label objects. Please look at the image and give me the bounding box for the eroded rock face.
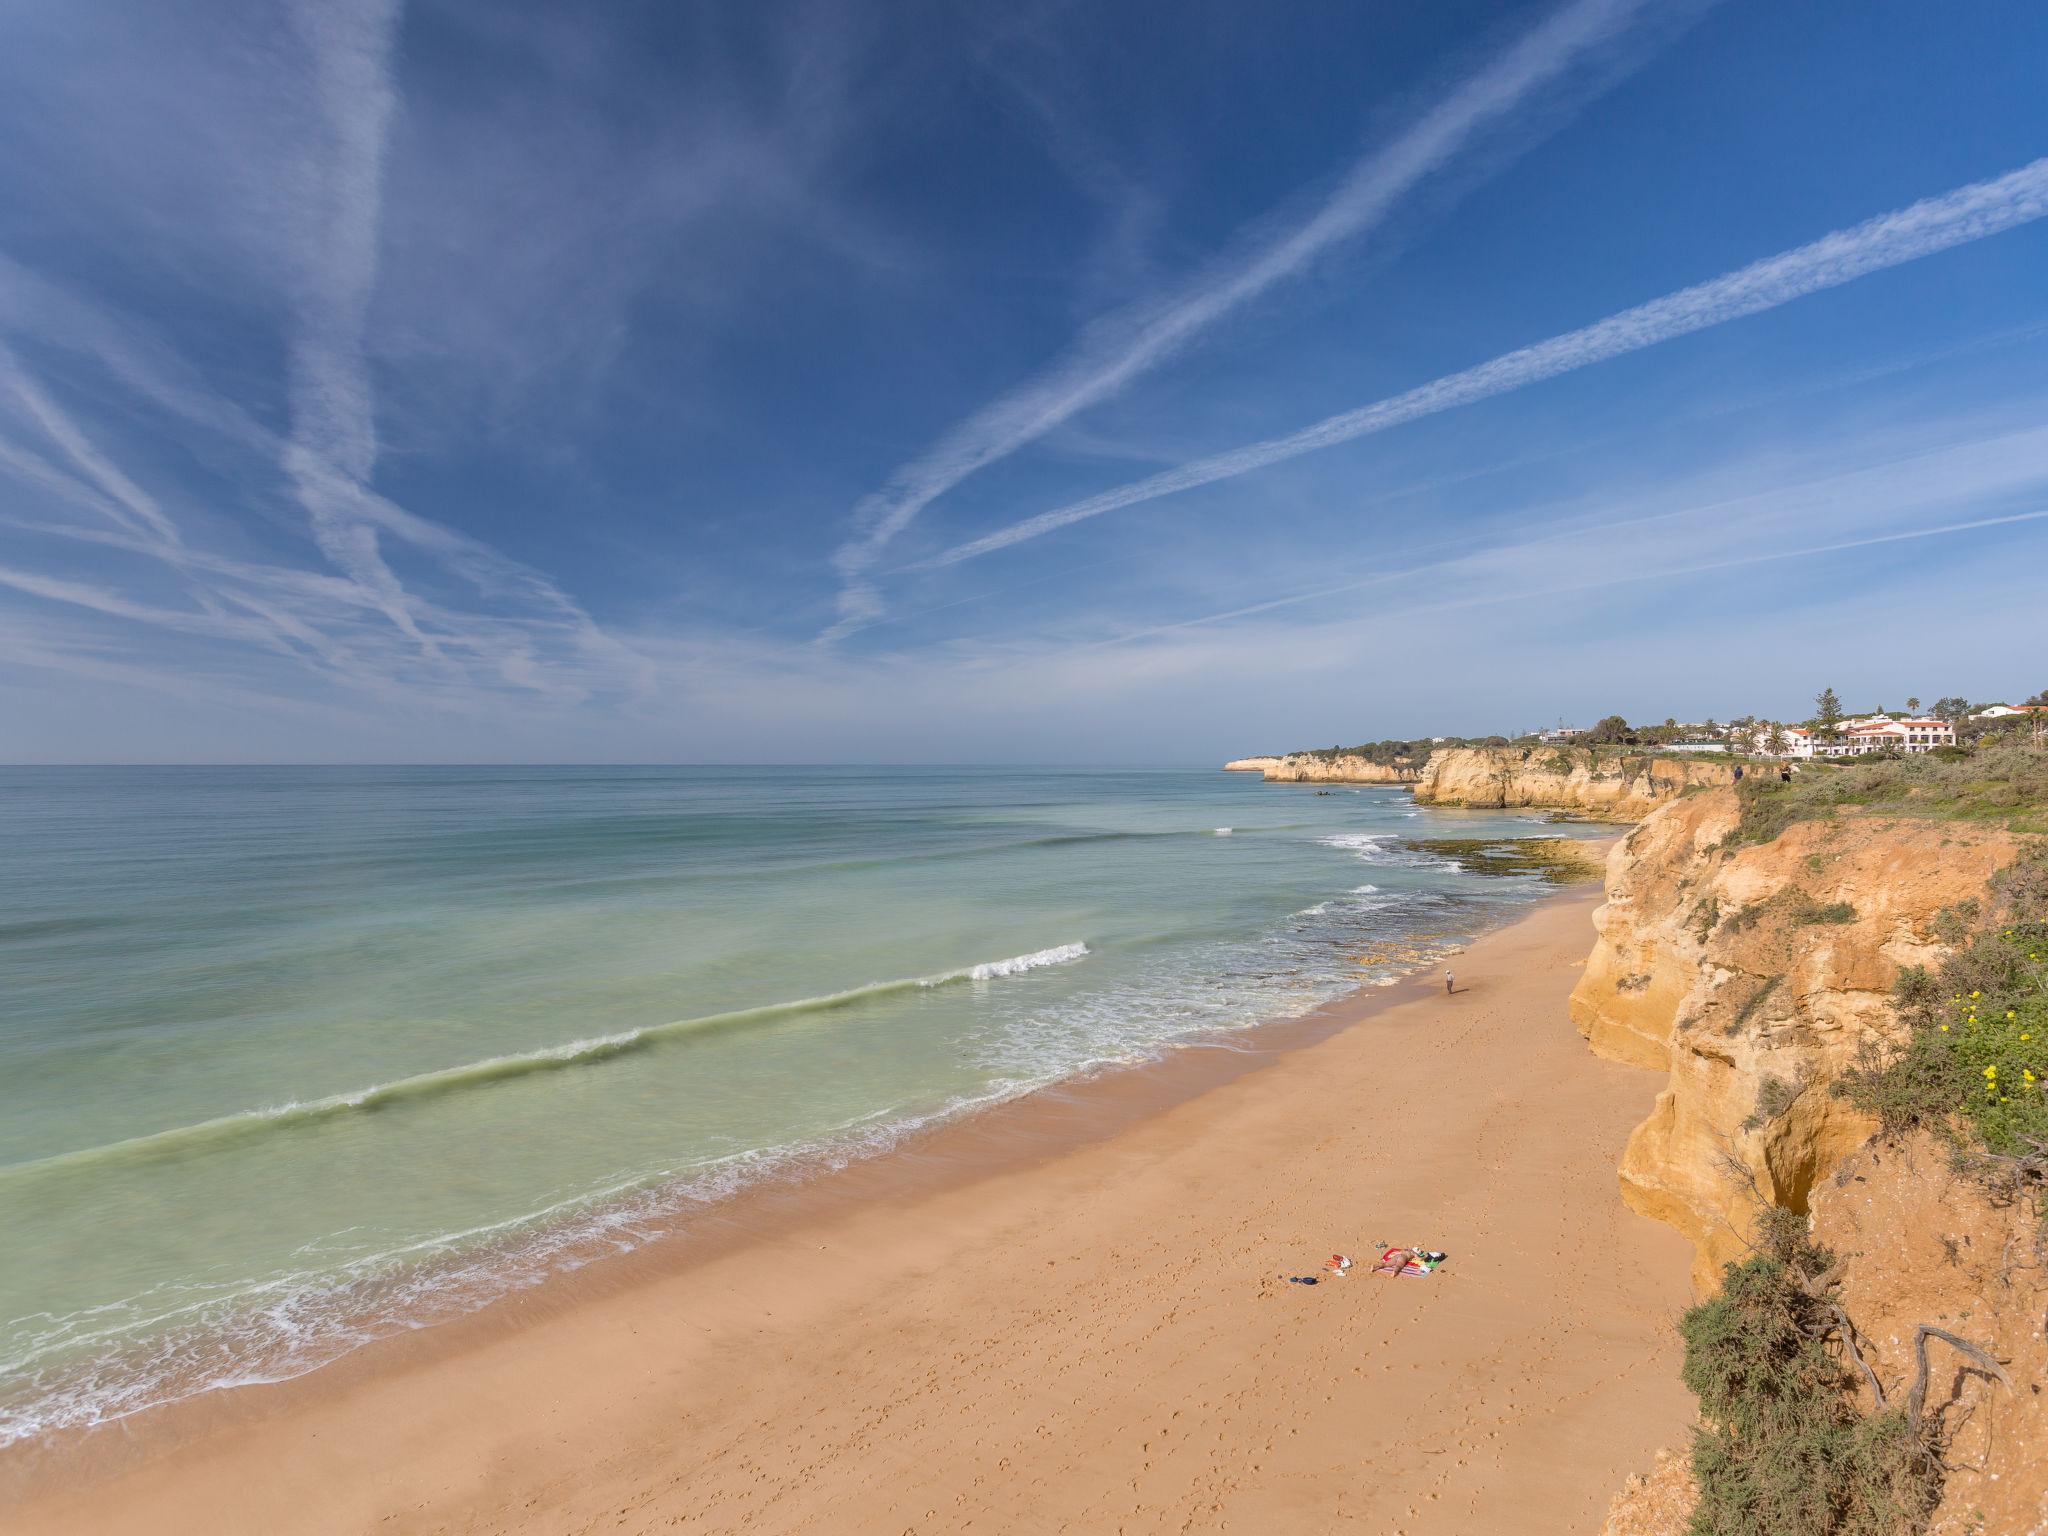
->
[1571,790,2019,1290]
[1227,753,1422,783]
[1812,1138,2048,1536]
[1411,747,1736,819]
[1601,1141,2048,1536]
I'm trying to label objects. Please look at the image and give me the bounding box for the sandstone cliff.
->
[1225,752,1422,784]
[1586,790,2040,1535]
[1412,746,1736,819]
[1604,1133,2048,1536]
[1570,790,2019,1289]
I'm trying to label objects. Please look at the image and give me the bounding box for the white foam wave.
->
[2,945,1096,1189]
[1318,831,1398,860]
[1213,827,1233,835]
[932,941,1090,984]
[1292,883,1386,919]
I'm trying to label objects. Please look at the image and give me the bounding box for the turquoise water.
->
[0,766,1588,1443]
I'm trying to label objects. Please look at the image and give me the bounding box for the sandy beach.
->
[8,883,1695,1536]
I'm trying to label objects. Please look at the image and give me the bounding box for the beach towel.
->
[1371,1246,1448,1277]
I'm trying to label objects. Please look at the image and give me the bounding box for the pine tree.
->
[1814,687,1843,738]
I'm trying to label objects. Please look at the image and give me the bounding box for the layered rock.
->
[1225,753,1422,784]
[1412,746,1737,818]
[1571,790,2019,1289]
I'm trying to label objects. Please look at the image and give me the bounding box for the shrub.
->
[1682,1241,1938,1536]
[1743,1075,1802,1133]
[1728,741,2048,846]
[1925,928,2048,1155]
[1930,899,1978,947]
[1837,852,2048,1160]
[1796,901,1858,926]
[1692,895,1723,943]
[1727,975,1780,1035]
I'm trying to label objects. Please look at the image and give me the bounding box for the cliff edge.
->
[1225,752,1422,784]
[1412,746,1736,819]
[1570,788,2019,1289]
[1585,776,2045,1535]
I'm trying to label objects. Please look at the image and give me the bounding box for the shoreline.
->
[6,868,1696,1534]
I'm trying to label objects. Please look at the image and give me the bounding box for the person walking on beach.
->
[1444,970,1454,996]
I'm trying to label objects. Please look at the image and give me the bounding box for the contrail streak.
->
[924,156,2048,570]
[1089,507,2048,651]
[822,0,1708,636]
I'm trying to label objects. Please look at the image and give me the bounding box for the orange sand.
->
[7,887,1695,1535]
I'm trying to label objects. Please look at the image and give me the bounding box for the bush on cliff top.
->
[1294,737,1441,764]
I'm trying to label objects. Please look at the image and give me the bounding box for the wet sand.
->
[7,884,1694,1535]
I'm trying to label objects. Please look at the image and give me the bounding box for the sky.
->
[1,0,2045,764]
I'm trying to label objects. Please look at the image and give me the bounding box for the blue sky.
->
[2,0,2045,763]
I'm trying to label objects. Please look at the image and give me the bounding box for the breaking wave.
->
[0,943,1091,1186]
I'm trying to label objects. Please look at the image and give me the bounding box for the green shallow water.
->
[0,765,1598,1442]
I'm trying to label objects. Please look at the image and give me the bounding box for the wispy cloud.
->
[921,156,2048,570]
[0,344,182,546]
[0,284,648,710]
[277,0,429,652]
[824,0,1705,636]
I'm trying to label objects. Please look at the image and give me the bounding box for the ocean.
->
[0,765,1594,1444]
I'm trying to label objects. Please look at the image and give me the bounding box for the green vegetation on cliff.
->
[1837,847,2048,1166]
[1729,740,2048,846]
[1682,1217,1937,1536]
[1664,744,2048,1534]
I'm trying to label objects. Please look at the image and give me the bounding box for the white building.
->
[1742,724,1812,758]
[1745,717,1953,758]
[1820,718,1955,756]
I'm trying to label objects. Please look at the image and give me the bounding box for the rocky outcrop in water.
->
[1412,747,1736,820]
